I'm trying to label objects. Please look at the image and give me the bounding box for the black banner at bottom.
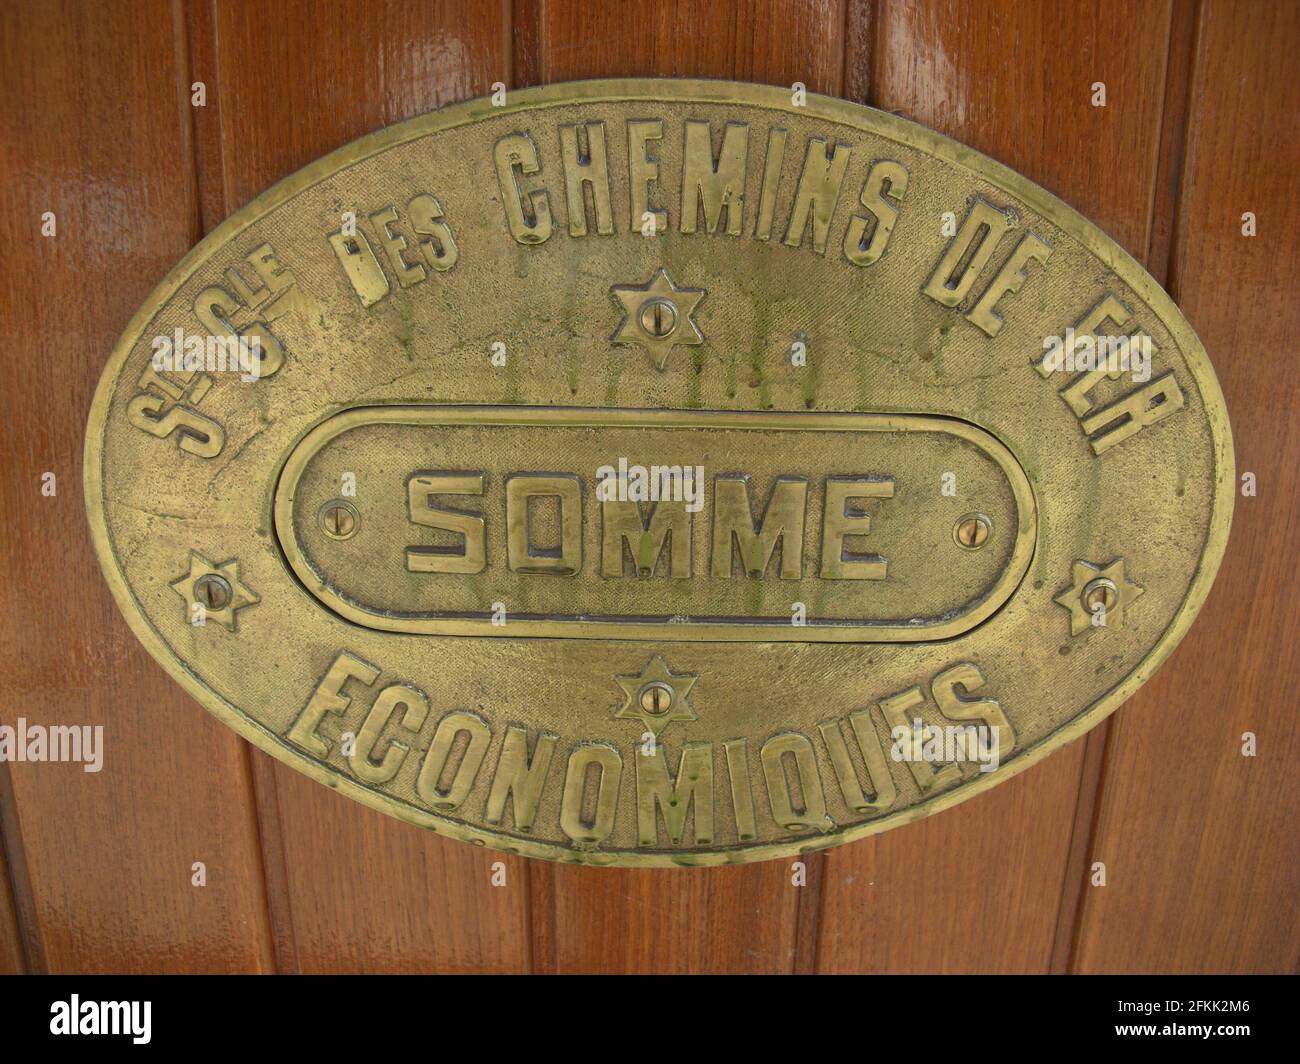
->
[0,973,1286,1052]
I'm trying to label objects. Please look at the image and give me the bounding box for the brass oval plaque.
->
[86,80,1233,866]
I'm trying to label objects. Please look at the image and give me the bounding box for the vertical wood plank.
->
[0,0,275,973]
[1073,0,1300,973]
[0,786,27,973]
[1047,0,1200,974]
[190,0,530,972]
[529,0,843,974]
[816,0,1177,973]
[534,0,846,86]
[534,863,801,974]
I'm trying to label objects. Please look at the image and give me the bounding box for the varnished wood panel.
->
[815,0,1178,973]
[188,0,530,973]
[194,0,513,215]
[527,0,844,975]
[0,0,274,973]
[532,0,847,86]
[0,803,26,973]
[1073,0,1300,974]
[534,863,800,974]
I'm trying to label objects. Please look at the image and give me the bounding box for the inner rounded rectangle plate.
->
[273,406,1036,641]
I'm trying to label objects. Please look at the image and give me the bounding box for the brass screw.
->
[954,513,991,549]
[193,573,232,611]
[1083,578,1118,613]
[639,682,675,715]
[319,500,358,540]
[638,298,678,337]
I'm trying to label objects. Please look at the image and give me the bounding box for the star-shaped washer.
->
[1054,557,1143,636]
[613,656,698,737]
[610,267,705,371]
[170,551,260,631]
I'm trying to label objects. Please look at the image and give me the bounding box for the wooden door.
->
[1,0,1295,974]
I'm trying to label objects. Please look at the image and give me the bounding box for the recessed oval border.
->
[84,79,1234,867]
[274,404,1038,641]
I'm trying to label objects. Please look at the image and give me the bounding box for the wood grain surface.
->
[1072,0,1300,973]
[0,0,273,975]
[815,0,1180,976]
[189,0,531,974]
[0,0,1293,974]
[0,828,24,973]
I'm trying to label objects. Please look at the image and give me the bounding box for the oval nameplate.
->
[86,79,1233,866]
[275,406,1036,640]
